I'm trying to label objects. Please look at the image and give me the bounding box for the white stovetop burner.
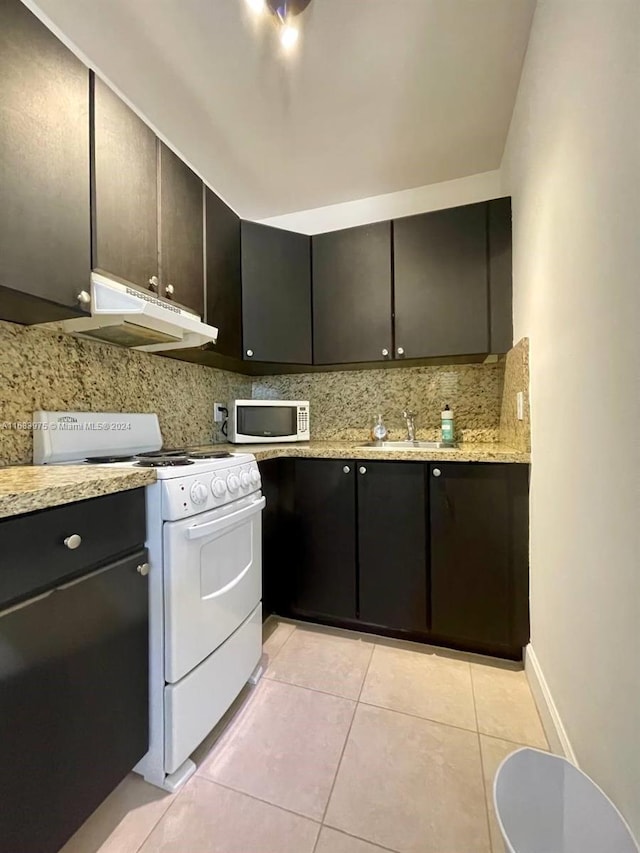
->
[32,411,253,479]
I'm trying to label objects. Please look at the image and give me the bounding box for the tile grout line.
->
[200,773,402,853]
[134,788,182,853]
[357,697,480,737]
[471,663,495,853]
[321,825,403,853]
[311,641,376,853]
[264,621,297,665]
[263,669,372,703]
[197,773,324,826]
[264,650,542,747]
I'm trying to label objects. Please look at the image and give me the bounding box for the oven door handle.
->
[185,495,266,541]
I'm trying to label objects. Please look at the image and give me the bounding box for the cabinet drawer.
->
[0,488,146,610]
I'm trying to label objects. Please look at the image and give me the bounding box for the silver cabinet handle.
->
[76,290,91,306]
[63,534,82,550]
[246,349,254,357]
[433,468,441,477]
[165,284,175,298]
[148,275,159,292]
[137,562,150,576]
[359,466,367,475]
[397,346,405,356]
[381,348,389,357]
[343,465,350,473]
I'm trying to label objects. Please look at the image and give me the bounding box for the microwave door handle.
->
[186,496,265,541]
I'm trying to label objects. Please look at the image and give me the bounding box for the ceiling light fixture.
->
[279,22,299,48]
[265,0,312,50]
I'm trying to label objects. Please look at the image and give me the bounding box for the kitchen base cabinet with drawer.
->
[0,489,149,853]
[262,459,529,661]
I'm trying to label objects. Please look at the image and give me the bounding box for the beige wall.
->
[502,0,640,836]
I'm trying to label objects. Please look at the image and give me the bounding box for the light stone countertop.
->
[218,440,530,464]
[0,442,528,520]
[0,466,156,519]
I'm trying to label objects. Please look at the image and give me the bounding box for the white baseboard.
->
[524,644,577,764]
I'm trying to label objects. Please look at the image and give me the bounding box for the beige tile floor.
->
[62,619,548,853]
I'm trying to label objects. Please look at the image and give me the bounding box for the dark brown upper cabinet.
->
[241,222,312,364]
[159,143,204,317]
[0,0,90,324]
[488,197,513,353]
[393,202,489,360]
[205,188,242,359]
[312,222,392,365]
[91,74,158,292]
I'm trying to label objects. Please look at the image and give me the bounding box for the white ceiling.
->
[28,0,535,221]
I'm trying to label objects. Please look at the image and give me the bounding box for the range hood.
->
[57,272,218,351]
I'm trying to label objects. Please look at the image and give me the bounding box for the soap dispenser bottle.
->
[371,414,388,442]
[441,405,455,444]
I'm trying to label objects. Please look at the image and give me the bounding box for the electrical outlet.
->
[214,403,226,423]
[516,391,524,421]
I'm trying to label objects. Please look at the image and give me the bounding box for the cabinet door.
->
[393,203,489,359]
[241,222,312,364]
[92,75,158,291]
[288,459,356,620]
[313,222,392,364]
[0,0,89,323]
[358,461,428,632]
[488,197,513,353]
[430,463,529,652]
[0,549,148,853]
[159,142,204,316]
[205,187,242,358]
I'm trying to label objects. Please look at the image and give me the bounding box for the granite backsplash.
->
[0,320,251,465]
[0,318,529,466]
[499,337,530,452]
[252,361,505,443]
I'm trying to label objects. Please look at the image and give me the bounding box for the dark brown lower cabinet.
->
[0,490,148,853]
[0,549,149,853]
[429,462,529,655]
[358,461,428,633]
[261,458,529,659]
[287,459,357,621]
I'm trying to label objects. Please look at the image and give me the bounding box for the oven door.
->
[163,493,265,684]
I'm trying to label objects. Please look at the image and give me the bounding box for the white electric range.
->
[33,411,264,792]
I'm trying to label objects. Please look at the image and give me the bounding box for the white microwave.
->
[228,400,310,443]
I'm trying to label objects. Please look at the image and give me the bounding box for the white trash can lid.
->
[494,748,639,853]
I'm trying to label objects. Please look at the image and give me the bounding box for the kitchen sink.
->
[358,441,458,450]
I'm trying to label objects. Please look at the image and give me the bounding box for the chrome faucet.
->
[402,410,417,442]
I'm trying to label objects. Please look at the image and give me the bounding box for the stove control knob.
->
[240,471,252,488]
[250,469,261,485]
[190,481,208,505]
[211,478,227,498]
[227,473,240,493]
